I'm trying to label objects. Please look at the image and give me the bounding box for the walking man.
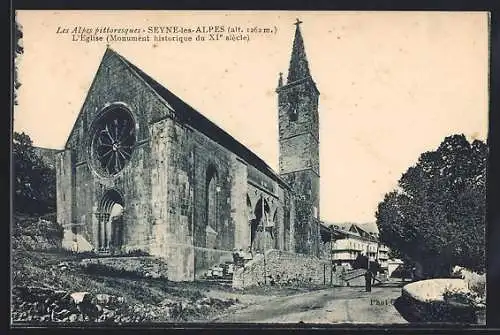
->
[364,270,372,292]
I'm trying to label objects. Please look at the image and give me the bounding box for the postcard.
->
[12,10,488,326]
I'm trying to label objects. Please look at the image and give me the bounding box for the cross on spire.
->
[294,18,303,26]
[277,72,283,88]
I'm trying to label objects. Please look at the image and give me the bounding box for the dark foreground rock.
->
[11,285,237,323]
[395,279,485,324]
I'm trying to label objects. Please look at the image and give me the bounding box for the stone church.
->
[56,21,321,281]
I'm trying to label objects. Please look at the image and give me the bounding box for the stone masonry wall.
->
[231,157,249,251]
[160,119,195,281]
[277,80,320,176]
[61,49,170,251]
[281,170,320,256]
[279,133,318,176]
[80,257,169,279]
[277,81,320,147]
[232,249,333,289]
[55,150,72,227]
[189,127,235,275]
[148,118,195,281]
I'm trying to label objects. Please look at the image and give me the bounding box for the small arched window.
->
[206,165,218,231]
[289,105,298,121]
[246,194,253,221]
[288,92,299,121]
[272,209,279,248]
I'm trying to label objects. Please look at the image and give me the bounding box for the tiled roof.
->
[322,221,379,235]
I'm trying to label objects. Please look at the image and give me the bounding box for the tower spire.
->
[287,18,311,84]
[277,18,320,257]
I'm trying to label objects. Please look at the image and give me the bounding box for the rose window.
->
[89,107,136,177]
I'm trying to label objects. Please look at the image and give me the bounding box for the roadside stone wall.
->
[232,249,333,288]
[80,257,168,279]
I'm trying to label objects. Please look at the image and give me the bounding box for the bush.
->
[13,132,56,215]
[443,287,485,308]
[13,213,64,250]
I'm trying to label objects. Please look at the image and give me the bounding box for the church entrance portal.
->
[250,196,274,253]
[96,189,124,254]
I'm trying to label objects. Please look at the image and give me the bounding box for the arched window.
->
[254,197,270,226]
[246,194,253,221]
[283,207,290,251]
[251,196,271,252]
[287,92,299,122]
[206,165,218,231]
[272,209,279,249]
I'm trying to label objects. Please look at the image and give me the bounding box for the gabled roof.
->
[322,221,379,234]
[321,221,379,241]
[108,48,289,188]
[322,221,356,231]
[357,222,380,235]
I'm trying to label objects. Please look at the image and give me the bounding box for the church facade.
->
[55,21,321,281]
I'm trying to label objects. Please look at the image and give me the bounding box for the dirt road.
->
[212,284,408,324]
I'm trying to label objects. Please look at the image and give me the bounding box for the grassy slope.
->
[11,248,235,322]
[15,249,233,301]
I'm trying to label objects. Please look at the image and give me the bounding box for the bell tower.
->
[276,19,320,256]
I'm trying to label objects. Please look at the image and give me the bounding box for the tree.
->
[376,134,487,277]
[13,132,56,214]
[352,253,381,276]
[353,253,369,270]
[13,13,23,106]
[387,248,403,260]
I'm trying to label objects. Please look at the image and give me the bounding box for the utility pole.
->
[376,239,380,264]
[330,225,333,286]
[367,244,370,270]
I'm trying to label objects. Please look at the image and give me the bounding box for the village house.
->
[320,222,390,272]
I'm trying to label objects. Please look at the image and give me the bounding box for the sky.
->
[14,11,489,223]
